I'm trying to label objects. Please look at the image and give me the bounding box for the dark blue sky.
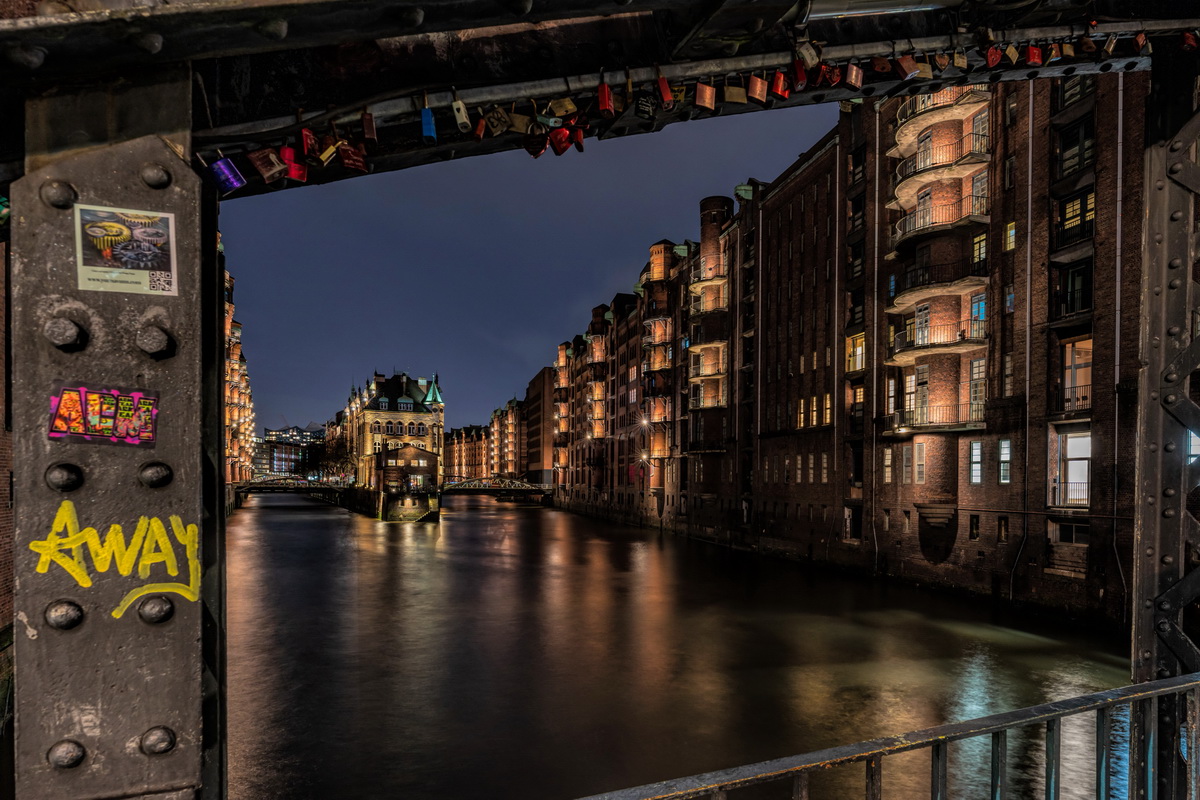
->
[220,102,839,433]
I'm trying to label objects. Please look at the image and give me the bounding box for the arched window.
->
[417,423,427,436]
[373,441,381,453]
[389,440,400,449]
[407,422,416,436]
[371,421,381,434]
[385,421,394,434]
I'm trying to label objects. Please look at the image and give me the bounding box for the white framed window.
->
[999,439,1012,483]
[887,378,896,415]
[883,447,893,483]
[902,445,912,484]
[1004,221,1017,251]
[915,442,926,484]
[969,441,983,484]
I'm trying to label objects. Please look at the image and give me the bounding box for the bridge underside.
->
[0,2,1192,194]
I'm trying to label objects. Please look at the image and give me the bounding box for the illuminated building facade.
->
[224,269,255,484]
[490,398,525,479]
[487,71,1148,618]
[325,371,445,488]
[445,425,492,481]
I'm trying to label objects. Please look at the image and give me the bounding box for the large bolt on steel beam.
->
[139,726,177,755]
[137,596,174,624]
[44,600,83,630]
[47,741,85,769]
[43,463,83,492]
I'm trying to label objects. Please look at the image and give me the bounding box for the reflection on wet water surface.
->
[227,494,1129,799]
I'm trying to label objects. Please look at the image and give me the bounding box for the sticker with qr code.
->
[74,204,178,296]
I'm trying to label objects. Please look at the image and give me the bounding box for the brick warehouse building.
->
[533,70,1150,620]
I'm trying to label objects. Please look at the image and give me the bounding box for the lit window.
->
[883,447,893,483]
[969,515,981,541]
[823,394,832,425]
[998,516,1009,543]
[797,398,806,428]
[810,396,818,427]
[1004,222,1016,251]
[969,441,983,484]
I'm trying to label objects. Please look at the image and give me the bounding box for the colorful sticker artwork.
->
[49,385,158,446]
[74,204,178,296]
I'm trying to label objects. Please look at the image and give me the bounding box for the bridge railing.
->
[577,672,1200,800]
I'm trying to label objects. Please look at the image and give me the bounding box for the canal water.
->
[226,494,1131,800]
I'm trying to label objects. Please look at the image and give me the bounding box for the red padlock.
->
[598,72,615,119]
[280,144,307,183]
[548,127,572,156]
[472,114,488,142]
[300,127,321,166]
[769,70,790,101]
[571,125,586,153]
[1025,44,1043,66]
[985,45,1002,68]
[524,124,548,158]
[360,109,377,144]
[791,60,808,91]
[824,64,843,86]
[870,56,892,73]
[1184,31,1199,52]
[694,79,716,111]
[656,67,675,111]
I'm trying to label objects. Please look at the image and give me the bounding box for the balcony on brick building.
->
[893,195,990,247]
[889,401,985,432]
[887,258,989,314]
[893,133,990,208]
[886,318,987,366]
[892,85,991,154]
[1052,384,1092,414]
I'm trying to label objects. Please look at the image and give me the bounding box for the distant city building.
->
[522,367,555,486]
[490,398,524,479]
[224,268,255,483]
[325,371,445,488]
[445,425,491,481]
[264,422,326,445]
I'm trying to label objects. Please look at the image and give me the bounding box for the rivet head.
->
[1170,257,1184,269]
[39,179,76,209]
[138,595,174,624]
[1143,649,1153,659]
[44,600,83,630]
[1158,619,1171,631]
[1160,600,1173,611]
[132,32,164,54]
[47,740,85,768]
[140,163,171,189]
[139,726,176,755]
[1170,162,1184,174]
[1166,372,1179,383]
[1170,277,1183,288]
[1164,508,1177,518]
[43,317,83,349]
[136,325,172,357]
[1166,440,1177,451]
[138,462,173,489]
[1164,554,1176,564]
[1168,326,1182,337]
[1165,487,1177,497]
[45,463,84,492]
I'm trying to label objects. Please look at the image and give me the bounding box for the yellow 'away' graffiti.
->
[28,500,200,619]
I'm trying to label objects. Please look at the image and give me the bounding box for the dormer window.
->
[380,398,388,410]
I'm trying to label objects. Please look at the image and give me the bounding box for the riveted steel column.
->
[10,66,224,799]
[1133,44,1200,800]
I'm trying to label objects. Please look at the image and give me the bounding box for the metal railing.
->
[578,672,1200,800]
[897,133,990,181]
[895,85,989,127]
[689,358,728,379]
[895,195,989,243]
[641,356,671,373]
[1054,384,1092,412]
[690,264,728,284]
[894,258,989,296]
[1051,479,1090,506]
[891,319,986,356]
[689,295,728,315]
[1053,284,1092,318]
[1055,215,1095,249]
[689,392,728,410]
[587,347,607,364]
[846,351,866,372]
[893,402,985,428]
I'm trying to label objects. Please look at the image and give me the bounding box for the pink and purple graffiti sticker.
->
[48,384,158,446]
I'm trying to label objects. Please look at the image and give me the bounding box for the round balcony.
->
[893,195,989,250]
[892,134,990,209]
[887,259,990,315]
[885,318,987,367]
[892,85,990,156]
